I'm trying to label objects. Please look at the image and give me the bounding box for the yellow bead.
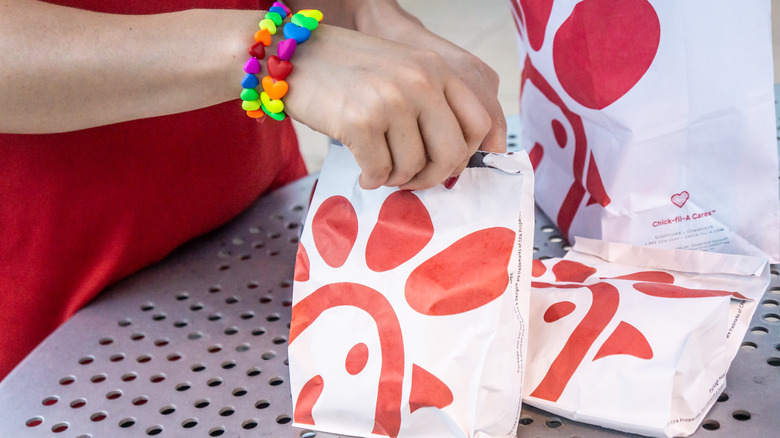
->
[259,18,277,34]
[260,92,284,113]
[298,9,323,22]
[242,99,260,111]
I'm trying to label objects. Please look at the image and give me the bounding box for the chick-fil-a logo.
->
[510,0,661,237]
[291,191,516,437]
[529,258,746,401]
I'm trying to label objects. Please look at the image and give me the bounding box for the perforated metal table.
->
[1,115,778,438]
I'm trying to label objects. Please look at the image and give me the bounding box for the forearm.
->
[285,0,417,36]
[0,0,256,133]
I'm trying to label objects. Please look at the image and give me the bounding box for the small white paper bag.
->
[524,238,770,437]
[289,145,535,438]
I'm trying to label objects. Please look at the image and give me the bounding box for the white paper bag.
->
[524,238,770,437]
[289,145,535,438]
[509,0,780,261]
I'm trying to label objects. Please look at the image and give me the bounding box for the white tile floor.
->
[297,0,780,174]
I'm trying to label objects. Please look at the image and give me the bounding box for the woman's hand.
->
[284,25,492,190]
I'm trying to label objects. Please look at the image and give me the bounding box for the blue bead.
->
[241,73,259,89]
[283,22,311,44]
[269,6,287,17]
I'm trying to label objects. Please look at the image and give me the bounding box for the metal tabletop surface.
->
[0,113,778,438]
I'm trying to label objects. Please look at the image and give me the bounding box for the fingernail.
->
[443,176,459,190]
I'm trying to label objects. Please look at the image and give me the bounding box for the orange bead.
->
[254,28,272,46]
[246,109,265,119]
[262,75,289,100]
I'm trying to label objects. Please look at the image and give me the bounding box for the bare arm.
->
[0,0,255,133]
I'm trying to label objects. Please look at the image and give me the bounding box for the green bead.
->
[261,103,285,121]
[265,11,283,26]
[291,13,319,31]
[240,88,259,101]
[242,99,260,111]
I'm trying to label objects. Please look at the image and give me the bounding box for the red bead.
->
[248,42,265,59]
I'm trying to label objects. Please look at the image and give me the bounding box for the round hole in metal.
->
[194,399,210,409]
[207,378,223,387]
[175,382,191,392]
[140,303,154,312]
[268,377,284,386]
[51,422,68,433]
[262,351,276,360]
[545,419,563,429]
[751,326,769,335]
[225,296,239,304]
[188,332,203,340]
[154,339,169,347]
[247,367,262,377]
[190,303,204,311]
[701,420,720,430]
[240,312,255,320]
[236,343,250,352]
[118,418,135,428]
[273,336,287,345]
[518,417,533,426]
[219,407,235,417]
[763,313,780,323]
[149,374,166,383]
[242,419,259,429]
[59,376,76,386]
[224,327,239,336]
[763,299,779,308]
[98,337,113,346]
[741,342,758,351]
[300,432,317,438]
[717,393,729,403]
[233,387,248,397]
[209,286,221,294]
[173,320,189,328]
[247,282,259,290]
[118,319,132,327]
[152,313,166,321]
[146,425,163,436]
[275,415,292,425]
[106,390,122,400]
[181,418,198,429]
[251,328,266,336]
[267,313,281,322]
[132,396,149,406]
[131,333,145,341]
[121,372,137,382]
[255,400,270,409]
[260,296,272,304]
[221,360,237,370]
[90,412,107,422]
[732,410,751,421]
[208,345,223,354]
[159,405,176,415]
[26,417,43,427]
[167,353,182,362]
[78,356,95,365]
[137,354,153,363]
[209,427,226,437]
[208,314,222,322]
[109,353,125,363]
[767,357,780,367]
[42,396,59,406]
[192,363,206,372]
[175,292,189,301]
[70,399,87,409]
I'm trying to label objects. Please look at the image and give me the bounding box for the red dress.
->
[0,0,307,380]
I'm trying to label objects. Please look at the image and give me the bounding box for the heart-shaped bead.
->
[291,13,319,31]
[241,73,259,89]
[269,6,287,17]
[272,2,291,15]
[240,88,259,101]
[260,91,284,114]
[254,28,271,46]
[262,103,286,121]
[277,38,297,61]
[267,55,293,80]
[283,22,311,44]
[298,9,323,21]
[262,75,289,100]
[246,109,265,119]
[248,42,265,59]
[259,18,277,34]
[242,99,260,111]
[265,11,282,26]
[243,57,261,74]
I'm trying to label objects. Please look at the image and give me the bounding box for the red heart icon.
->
[671,191,689,208]
[267,55,294,81]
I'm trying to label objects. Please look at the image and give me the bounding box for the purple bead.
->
[243,57,261,74]
[241,73,259,89]
[277,38,297,61]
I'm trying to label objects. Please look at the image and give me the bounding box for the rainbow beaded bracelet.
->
[240,2,292,119]
[241,5,323,121]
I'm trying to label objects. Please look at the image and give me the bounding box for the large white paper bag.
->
[289,145,535,438]
[524,238,770,437]
[509,0,779,261]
